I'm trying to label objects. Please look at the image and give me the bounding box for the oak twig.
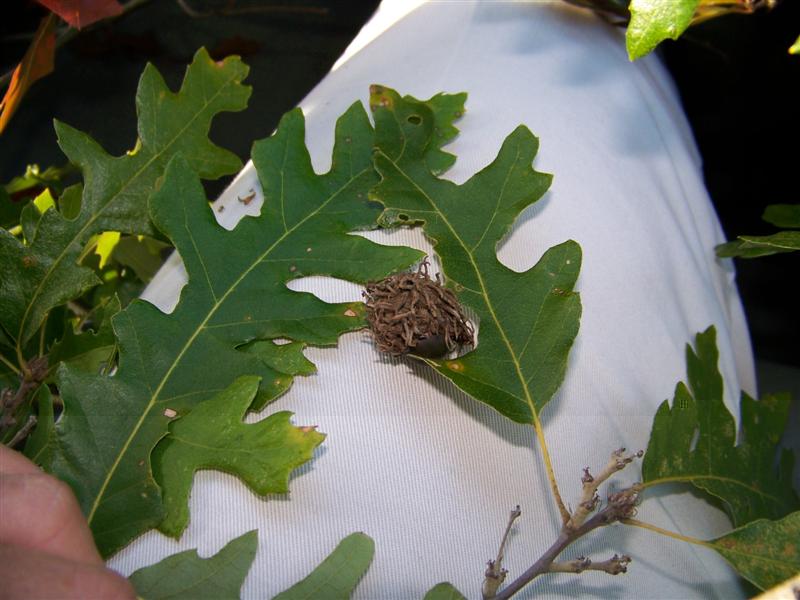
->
[548,553,631,574]
[566,447,643,531]
[483,505,522,599]
[6,414,37,448]
[0,356,48,438]
[487,448,642,599]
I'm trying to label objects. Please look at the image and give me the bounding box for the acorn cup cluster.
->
[363,261,474,359]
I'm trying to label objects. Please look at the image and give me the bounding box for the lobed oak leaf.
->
[626,0,699,60]
[0,48,250,357]
[42,87,459,557]
[153,376,325,538]
[709,511,800,591]
[370,86,582,425]
[129,530,257,599]
[273,533,375,600]
[642,326,799,526]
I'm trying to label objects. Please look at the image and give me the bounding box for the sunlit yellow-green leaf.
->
[626,0,700,60]
[94,231,121,268]
[153,376,324,537]
[789,34,800,55]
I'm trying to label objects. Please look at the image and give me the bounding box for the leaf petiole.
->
[0,352,20,376]
[532,417,570,523]
[38,312,48,357]
[620,518,711,548]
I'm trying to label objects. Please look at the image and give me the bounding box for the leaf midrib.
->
[380,148,537,420]
[156,548,246,599]
[86,161,369,524]
[642,474,785,505]
[17,68,242,352]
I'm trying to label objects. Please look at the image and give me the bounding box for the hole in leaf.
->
[689,427,700,452]
[407,114,422,125]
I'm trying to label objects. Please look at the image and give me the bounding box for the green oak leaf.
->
[23,384,55,466]
[716,232,800,258]
[626,0,700,60]
[0,48,250,356]
[43,88,459,557]
[129,530,257,599]
[642,326,799,526]
[424,582,468,600]
[1,163,76,230]
[0,350,16,390]
[47,295,119,377]
[111,235,170,282]
[717,204,800,258]
[763,204,800,229]
[710,512,800,591]
[5,163,76,199]
[0,184,21,230]
[370,85,582,424]
[153,376,325,538]
[423,92,466,175]
[272,532,374,600]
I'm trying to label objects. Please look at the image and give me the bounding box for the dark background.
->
[1,0,798,373]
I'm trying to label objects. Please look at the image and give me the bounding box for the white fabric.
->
[109,2,756,598]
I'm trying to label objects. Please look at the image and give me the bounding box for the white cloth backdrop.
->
[109,1,756,598]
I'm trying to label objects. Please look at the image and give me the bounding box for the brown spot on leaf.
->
[22,256,36,268]
[163,408,177,418]
[344,308,357,317]
[238,189,256,205]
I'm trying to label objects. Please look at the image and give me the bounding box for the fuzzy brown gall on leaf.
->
[364,261,474,358]
[33,85,462,558]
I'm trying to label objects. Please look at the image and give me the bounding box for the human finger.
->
[0,469,102,564]
[0,543,136,600]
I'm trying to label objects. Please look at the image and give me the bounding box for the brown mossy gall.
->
[363,261,474,359]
